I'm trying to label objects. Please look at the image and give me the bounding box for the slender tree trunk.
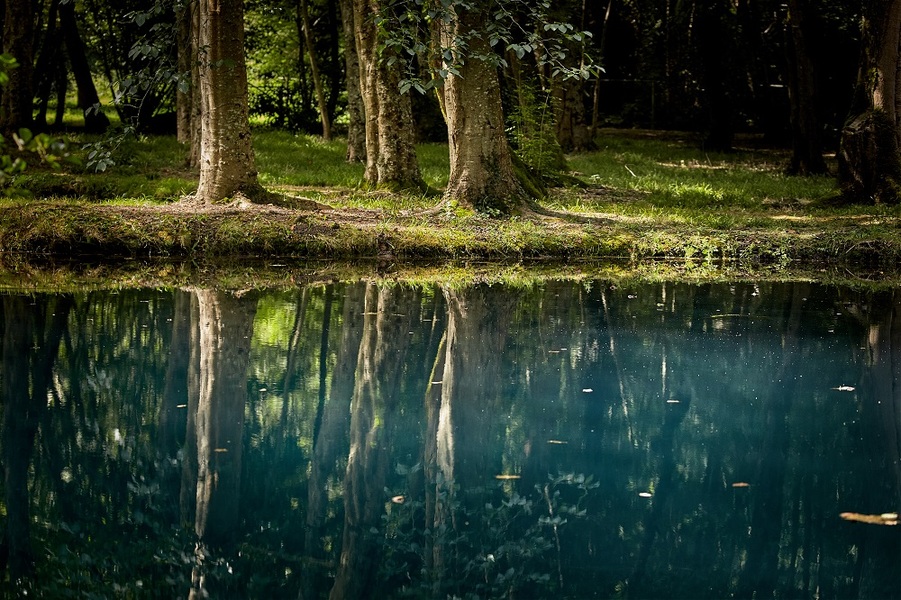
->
[299,0,332,140]
[338,0,365,162]
[33,0,62,131]
[352,0,422,189]
[189,3,202,167]
[438,2,530,214]
[0,0,35,134]
[838,0,901,204]
[58,2,110,133]
[785,0,826,175]
[176,0,194,146]
[195,0,266,203]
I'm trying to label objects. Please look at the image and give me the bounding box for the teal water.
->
[0,281,898,598]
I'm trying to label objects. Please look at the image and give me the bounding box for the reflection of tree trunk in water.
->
[733,284,806,599]
[626,396,691,597]
[423,331,448,589]
[300,284,363,600]
[428,286,512,595]
[160,291,193,523]
[1,295,71,584]
[600,288,636,446]
[329,284,418,600]
[181,294,201,528]
[187,290,256,598]
[852,290,901,599]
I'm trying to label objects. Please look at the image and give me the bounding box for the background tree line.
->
[1,0,900,208]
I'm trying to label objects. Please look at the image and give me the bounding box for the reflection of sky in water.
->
[1,281,898,598]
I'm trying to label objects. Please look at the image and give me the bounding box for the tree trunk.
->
[299,0,332,140]
[176,0,194,146]
[33,0,62,131]
[438,3,531,214]
[785,0,826,175]
[0,0,35,135]
[195,0,266,203]
[338,0,365,162]
[838,0,901,204]
[59,1,110,134]
[352,0,423,189]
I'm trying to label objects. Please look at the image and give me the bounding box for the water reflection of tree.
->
[1,295,71,589]
[329,284,420,599]
[184,289,257,597]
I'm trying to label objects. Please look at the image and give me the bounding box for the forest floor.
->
[2,128,901,288]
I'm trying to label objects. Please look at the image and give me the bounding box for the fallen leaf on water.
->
[547,440,568,445]
[391,495,405,504]
[638,492,653,498]
[495,474,521,480]
[176,404,187,409]
[831,385,856,392]
[839,512,899,525]
[666,399,680,404]
[732,482,751,488]
[582,388,594,393]
[214,448,228,453]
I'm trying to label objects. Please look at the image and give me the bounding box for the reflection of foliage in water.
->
[379,471,597,599]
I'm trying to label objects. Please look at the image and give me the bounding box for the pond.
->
[1,279,899,598]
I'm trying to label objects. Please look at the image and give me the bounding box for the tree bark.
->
[438,2,531,214]
[195,0,266,203]
[785,0,826,175]
[59,1,110,134]
[300,0,332,141]
[0,0,35,135]
[352,0,423,189]
[338,0,365,162]
[838,0,901,204]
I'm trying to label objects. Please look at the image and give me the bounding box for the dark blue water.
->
[1,280,898,598]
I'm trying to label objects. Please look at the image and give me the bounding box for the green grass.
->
[3,126,901,272]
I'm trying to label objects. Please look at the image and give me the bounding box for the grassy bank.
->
[2,128,900,272]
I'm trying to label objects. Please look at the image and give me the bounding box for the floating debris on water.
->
[732,482,751,488]
[582,388,594,393]
[839,512,898,525]
[831,385,855,392]
[547,440,568,445]
[638,492,653,498]
[495,474,521,480]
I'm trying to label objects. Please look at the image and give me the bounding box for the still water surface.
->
[0,280,899,598]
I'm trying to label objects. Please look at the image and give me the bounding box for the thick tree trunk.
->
[338,0,365,162]
[352,0,422,189]
[785,0,826,175]
[838,0,901,204]
[300,0,332,141]
[439,3,530,214]
[195,0,266,203]
[59,2,110,134]
[0,0,35,135]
